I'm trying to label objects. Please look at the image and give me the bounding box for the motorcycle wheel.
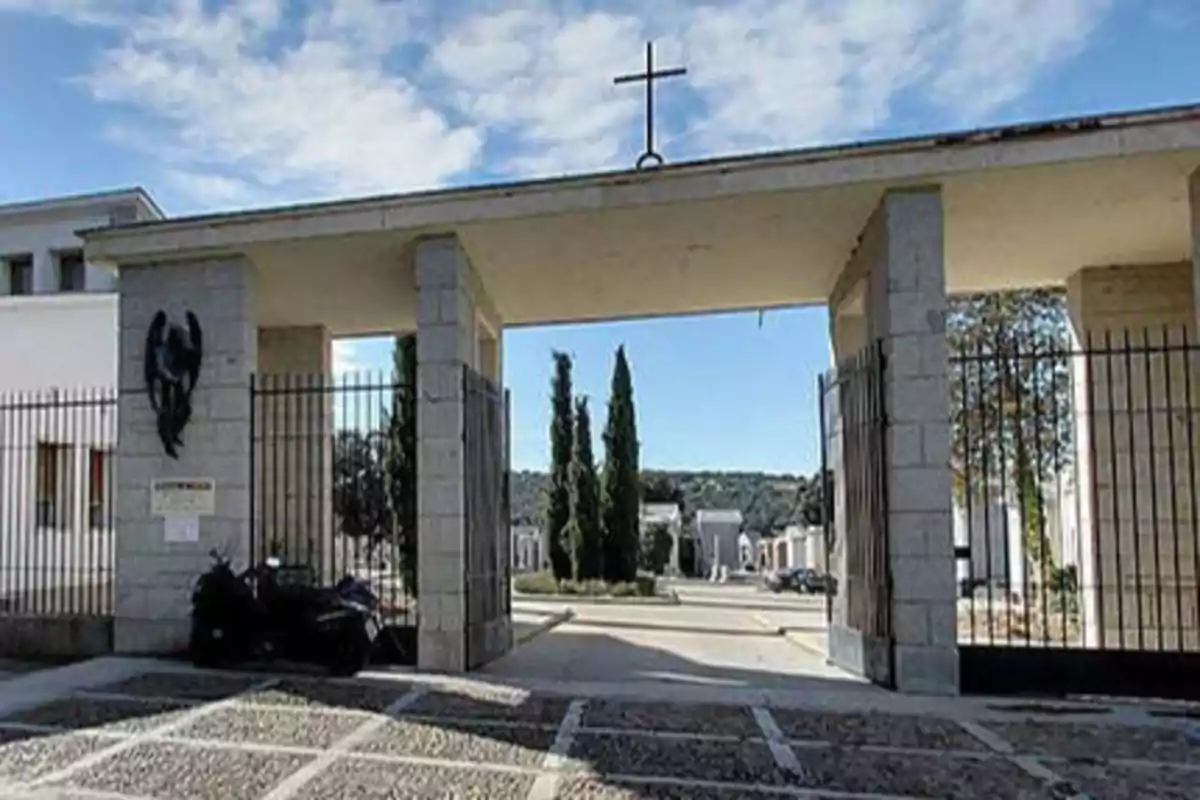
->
[327,624,371,677]
[189,621,225,668]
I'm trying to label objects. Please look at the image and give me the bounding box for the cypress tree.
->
[569,397,603,580]
[383,335,417,594]
[546,351,574,580]
[600,346,640,582]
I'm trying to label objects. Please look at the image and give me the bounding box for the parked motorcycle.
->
[189,551,381,676]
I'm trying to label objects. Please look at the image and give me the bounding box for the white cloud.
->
[331,339,366,377]
[1,0,1115,204]
[931,0,1113,118]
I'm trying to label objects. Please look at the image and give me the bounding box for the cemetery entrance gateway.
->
[80,103,1200,685]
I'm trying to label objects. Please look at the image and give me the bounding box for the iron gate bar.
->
[0,387,116,620]
[818,340,891,687]
[1187,326,1200,653]
[250,370,418,665]
[952,325,1200,698]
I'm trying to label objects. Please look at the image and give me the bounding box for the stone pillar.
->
[826,188,957,695]
[414,235,507,672]
[255,326,334,580]
[1067,262,1200,651]
[114,257,256,654]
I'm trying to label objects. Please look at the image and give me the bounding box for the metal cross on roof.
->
[614,41,687,170]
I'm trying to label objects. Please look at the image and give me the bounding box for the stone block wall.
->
[826,188,957,695]
[114,257,255,654]
[1067,263,1200,651]
[414,235,509,672]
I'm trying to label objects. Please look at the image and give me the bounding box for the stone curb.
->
[512,590,680,606]
[0,656,157,717]
[513,609,575,647]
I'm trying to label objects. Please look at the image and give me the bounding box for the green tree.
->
[568,397,603,579]
[947,290,1073,577]
[385,334,418,593]
[639,523,674,575]
[640,473,684,506]
[601,345,641,582]
[329,335,417,593]
[792,471,831,528]
[546,351,574,579]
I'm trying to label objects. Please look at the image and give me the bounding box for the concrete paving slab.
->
[2,663,1199,799]
[485,589,859,692]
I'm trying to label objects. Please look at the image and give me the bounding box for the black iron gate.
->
[250,371,417,664]
[952,328,1200,699]
[462,366,510,670]
[818,342,892,687]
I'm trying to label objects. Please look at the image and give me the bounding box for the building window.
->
[57,251,85,292]
[88,448,112,529]
[36,442,70,529]
[5,254,33,295]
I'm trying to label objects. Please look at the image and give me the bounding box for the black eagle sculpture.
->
[144,310,203,459]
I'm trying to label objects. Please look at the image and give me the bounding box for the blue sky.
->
[2,0,1199,473]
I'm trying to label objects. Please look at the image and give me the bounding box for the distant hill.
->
[510,468,825,535]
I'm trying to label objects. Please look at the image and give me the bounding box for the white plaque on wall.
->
[150,478,216,516]
[164,515,201,543]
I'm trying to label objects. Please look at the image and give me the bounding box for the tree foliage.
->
[640,473,684,506]
[546,351,575,580]
[601,346,641,583]
[639,522,674,575]
[330,335,417,592]
[947,290,1073,569]
[569,397,604,579]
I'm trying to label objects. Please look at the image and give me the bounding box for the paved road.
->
[489,580,851,689]
[0,665,1194,799]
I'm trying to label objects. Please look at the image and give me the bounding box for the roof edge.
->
[0,187,164,222]
[79,100,1200,243]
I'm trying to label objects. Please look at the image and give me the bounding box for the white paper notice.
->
[164,515,200,543]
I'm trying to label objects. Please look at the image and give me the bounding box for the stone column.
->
[1067,262,1200,651]
[255,326,333,580]
[114,256,256,654]
[414,235,507,672]
[826,188,957,695]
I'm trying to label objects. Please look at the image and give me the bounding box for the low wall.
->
[0,615,113,659]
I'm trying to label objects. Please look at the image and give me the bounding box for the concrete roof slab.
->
[82,104,1200,335]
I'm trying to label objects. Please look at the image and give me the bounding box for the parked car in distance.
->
[765,567,834,595]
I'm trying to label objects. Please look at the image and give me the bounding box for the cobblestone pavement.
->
[0,669,1197,799]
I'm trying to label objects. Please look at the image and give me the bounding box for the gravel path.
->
[3,669,1197,799]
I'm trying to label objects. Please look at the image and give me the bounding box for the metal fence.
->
[819,341,890,684]
[0,388,116,617]
[951,327,1200,697]
[250,373,418,649]
[463,366,510,670]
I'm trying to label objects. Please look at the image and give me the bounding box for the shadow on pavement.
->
[480,627,860,691]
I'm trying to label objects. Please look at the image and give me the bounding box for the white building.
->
[695,508,743,578]
[639,502,682,575]
[0,189,163,615]
[511,524,544,573]
[759,525,827,573]
[953,476,1080,601]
